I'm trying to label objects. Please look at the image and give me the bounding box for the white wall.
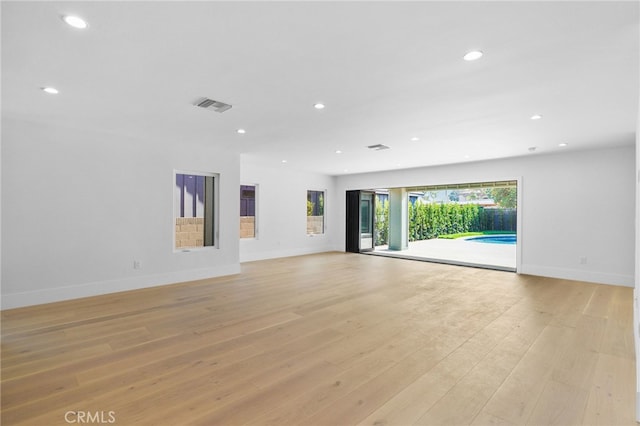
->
[335,145,636,287]
[1,118,241,309]
[2,118,635,311]
[239,156,338,262]
[634,99,640,421]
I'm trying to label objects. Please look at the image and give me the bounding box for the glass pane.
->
[175,173,215,249]
[240,185,256,238]
[307,190,325,234]
[360,200,371,233]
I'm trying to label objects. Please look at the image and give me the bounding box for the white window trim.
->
[240,183,259,240]
[173,169,220,253]
[307,189,327,237]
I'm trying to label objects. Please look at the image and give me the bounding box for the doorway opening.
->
[347,181,518,272]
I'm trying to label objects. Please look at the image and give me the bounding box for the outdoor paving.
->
[372,237,516,271]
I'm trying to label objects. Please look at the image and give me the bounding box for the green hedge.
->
[375,200,390,246]
[374,202,516,245]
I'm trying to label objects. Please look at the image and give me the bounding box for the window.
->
[307,190,325,235]
[174,171,217,249]
[240,184,257,238]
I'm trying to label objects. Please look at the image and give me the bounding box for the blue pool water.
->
[465,235,516,245]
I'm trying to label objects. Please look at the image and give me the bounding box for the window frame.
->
[240,183,258,240]
[306,189,326,236]
[173,169,220,252]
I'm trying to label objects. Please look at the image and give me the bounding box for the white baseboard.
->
[520,264,634,287]
[1,263,241,310]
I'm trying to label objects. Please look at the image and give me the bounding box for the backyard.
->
[373,186,517,270]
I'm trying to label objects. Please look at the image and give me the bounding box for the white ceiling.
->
[2,1,638,176]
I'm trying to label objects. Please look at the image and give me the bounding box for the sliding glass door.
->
[345,190,375,253]
[359,192,374,251]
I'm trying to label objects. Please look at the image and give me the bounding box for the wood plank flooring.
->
[1,252,636,425]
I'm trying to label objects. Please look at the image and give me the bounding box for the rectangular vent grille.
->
[194,98,232,113]
[367,144,390,151]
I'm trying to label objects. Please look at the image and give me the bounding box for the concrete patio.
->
[371,236,517,271]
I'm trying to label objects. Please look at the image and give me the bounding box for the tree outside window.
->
[307,190,325,235]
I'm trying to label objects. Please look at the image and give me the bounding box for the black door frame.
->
[345,190,376,253]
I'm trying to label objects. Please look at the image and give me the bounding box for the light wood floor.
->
[1,252,636,425]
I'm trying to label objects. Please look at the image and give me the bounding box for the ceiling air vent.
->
[194,97,232,113]
[367,144,390,151]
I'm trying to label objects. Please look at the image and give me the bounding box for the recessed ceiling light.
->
[281,160,288,164]
[463,50,483,61]
[558,143,568,147]
[335,150,342,154]
[530,114,543,120]
[411,137,420,141]
[313,103,325,110]
[62,15,88,29]
[236,129,246,134]
[42,87,59,94]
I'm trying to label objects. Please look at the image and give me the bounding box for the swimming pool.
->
[465,235,516,245]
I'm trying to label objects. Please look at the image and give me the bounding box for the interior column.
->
[388,187,408,251]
